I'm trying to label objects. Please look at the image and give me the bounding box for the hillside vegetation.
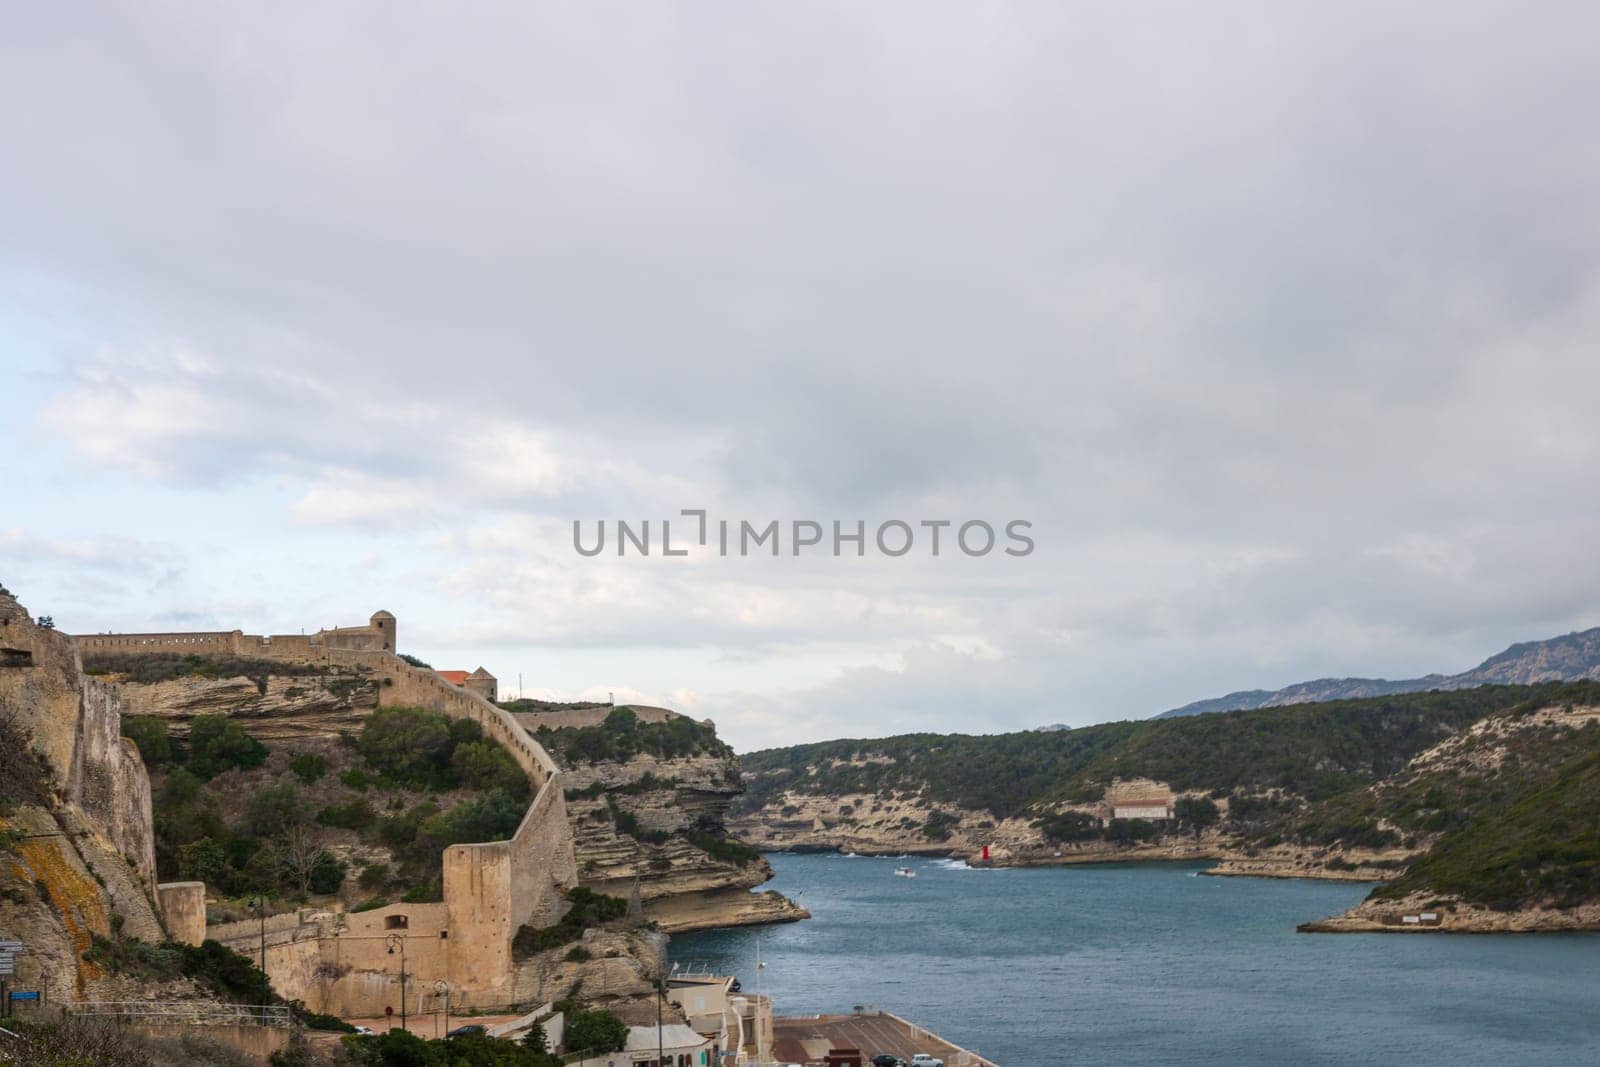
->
[533,705,732,764]
[123,704,531,907]
[739,682,1600,914]
[740,685,1553,818]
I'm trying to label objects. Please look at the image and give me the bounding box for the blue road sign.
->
[9,992,40,1002]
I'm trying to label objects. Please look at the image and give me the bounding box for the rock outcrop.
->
[85,660,379,741]
[0,592,167,1001]
[529,711,808,933]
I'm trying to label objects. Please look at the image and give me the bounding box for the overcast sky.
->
[4,2,1599,751]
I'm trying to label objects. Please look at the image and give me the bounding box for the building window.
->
[385,915,408,930]
[440,930,448,939]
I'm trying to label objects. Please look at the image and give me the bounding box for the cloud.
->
[5,3,1600,743]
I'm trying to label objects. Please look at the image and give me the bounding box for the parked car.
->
[446,1024,488,1039]
[873,1056,900,1067]
[351,1026,373,1035]
[911,1056,944,1067]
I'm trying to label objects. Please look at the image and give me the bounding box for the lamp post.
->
[434,980,449,1038]
[655,973,665,1067]
[248,899,266,975]
[386,934,407,1031]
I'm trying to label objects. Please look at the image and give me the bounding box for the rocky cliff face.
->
[86,661,379,740]
[0,592,167,1001]
[537,721,807,933]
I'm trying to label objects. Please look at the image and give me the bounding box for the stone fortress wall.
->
[73,611,580,1013]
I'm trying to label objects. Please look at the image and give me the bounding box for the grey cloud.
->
[4,2,1600,740]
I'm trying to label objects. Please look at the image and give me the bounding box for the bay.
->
[669,852,1600,1066]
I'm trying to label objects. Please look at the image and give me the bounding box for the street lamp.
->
[247,899,266,975]
[655,973,666,1067]
[434,980,450,1038]
[386,933,408,1031]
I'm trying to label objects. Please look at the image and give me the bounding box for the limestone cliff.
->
[83,655,379,741]
[525,708,808,933]
[0,592,167,1001]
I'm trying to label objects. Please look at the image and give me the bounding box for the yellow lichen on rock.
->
[16,836,110,989]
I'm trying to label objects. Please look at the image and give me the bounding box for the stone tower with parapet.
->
[369,609,395,652]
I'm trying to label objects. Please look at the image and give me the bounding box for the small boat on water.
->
[894,866,917,878]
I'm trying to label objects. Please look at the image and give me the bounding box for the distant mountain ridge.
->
[1157,626,1600,719]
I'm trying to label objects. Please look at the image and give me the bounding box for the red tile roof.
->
[437,670,470,685]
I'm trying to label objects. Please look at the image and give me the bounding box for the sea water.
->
[669,853,1600,1066]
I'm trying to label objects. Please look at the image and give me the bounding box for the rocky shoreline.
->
[647,887,810,934]
[1298,892,1600,934]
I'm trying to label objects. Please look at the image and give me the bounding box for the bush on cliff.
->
[563,1008,629,1054]
[358,705,529,796]
[685,828,761,866]
[121,714,175,767]
[186,714,269,780]
[342,1029,551,1066]
[83,651,322,686]
[536,705,732,765]
[512,887,628,956]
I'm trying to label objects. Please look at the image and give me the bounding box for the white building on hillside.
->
[574,1023,712,1067]
[1111,797,1174,821]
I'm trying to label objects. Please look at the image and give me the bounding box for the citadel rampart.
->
[73,611,580,1013]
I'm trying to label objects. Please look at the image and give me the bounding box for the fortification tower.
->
[370,609,396,651]
[466,666,498,703]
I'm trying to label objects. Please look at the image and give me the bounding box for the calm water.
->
[670,853,1600,1067]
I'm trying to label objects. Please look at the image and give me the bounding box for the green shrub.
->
[359,706,457,788]
[922,810,959,841]
[512,888,628,956]
[318,797,377,831]
[1104,818,1157,843]
[412,790,524,862]
[1033,811,1099,843]
[308,851,346,894]
[179,837,229,883]
[607,801,669,845]
[357,862,391,890]
[245,783,308,837]
[538,707,732,766]
[289,753,326,783]
[564,1008,628,1054]
[121,715,174,767]
[186,715,268,780]
[452,741,530,801]
[401,881,442,903]
[1176,796,1221,832]
[685,829,761,866]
